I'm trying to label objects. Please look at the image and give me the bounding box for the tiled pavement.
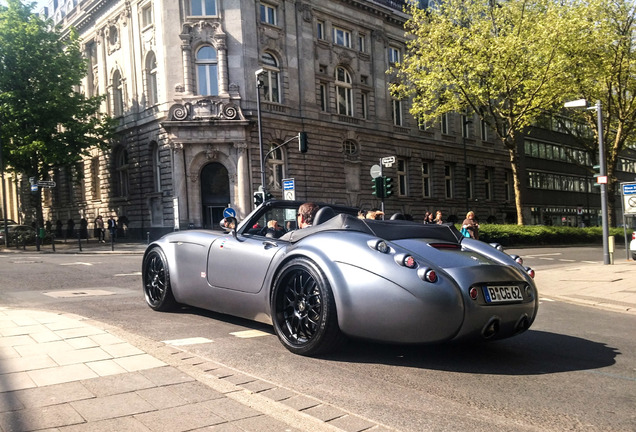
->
[0,308,392,432]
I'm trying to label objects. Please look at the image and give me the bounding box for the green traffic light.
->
[383,176,393,197]
[372,177,385,198]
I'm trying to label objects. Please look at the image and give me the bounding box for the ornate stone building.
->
[27,0,522,239]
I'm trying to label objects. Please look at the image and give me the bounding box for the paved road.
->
[1,249,635,431]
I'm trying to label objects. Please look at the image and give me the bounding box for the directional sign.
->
[223,207,236,218]
[37,181,56,188]
[282,178,295,201]
[381,156,396,167]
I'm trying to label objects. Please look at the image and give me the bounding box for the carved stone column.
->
[180,35,193,94]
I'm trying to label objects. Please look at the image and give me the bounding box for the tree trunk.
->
[508,146,525,225]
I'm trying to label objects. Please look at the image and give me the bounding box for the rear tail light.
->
[509,254,523,265]
[368,239,389,253]
[632,232,636,240]
[417,267,438,283]
[490,243,504,251]
[525,267,535,279]
[469,287,479,300]
[394,253,417,268]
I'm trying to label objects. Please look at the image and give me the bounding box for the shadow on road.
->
[326,330,618,375]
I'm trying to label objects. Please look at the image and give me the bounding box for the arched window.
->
[115,147,129,197]
[112,70,124,116]
[260,52,280,103]
[151,142,161,192]
[267,145,285,191]
[196,46,218,96]
[145,52,158,106]
[335,66,353,116]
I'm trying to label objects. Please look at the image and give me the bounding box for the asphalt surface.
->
[0,239,634,431]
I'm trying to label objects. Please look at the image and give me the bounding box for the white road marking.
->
[162,337,213,346]
[60,262,93,266]
[230,330,270,338]
[114,272,141,277]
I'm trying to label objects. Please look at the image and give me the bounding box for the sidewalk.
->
[534,258,636,315]
[0,308,389,432]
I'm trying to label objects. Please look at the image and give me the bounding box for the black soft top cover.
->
[281,213,463,244]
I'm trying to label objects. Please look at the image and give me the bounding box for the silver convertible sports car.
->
[142,200,539,356]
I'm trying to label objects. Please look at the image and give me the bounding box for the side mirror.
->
[220,217,238,237]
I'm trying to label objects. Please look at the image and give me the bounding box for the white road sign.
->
[622,182,636,215]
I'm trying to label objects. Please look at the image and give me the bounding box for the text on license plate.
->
[482,285,523,303]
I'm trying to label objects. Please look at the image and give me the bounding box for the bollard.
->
[147,232,150,245]
[78,233,82,252]
[608,235,615,265]
[51,234,56,252]
[111,235,115,251]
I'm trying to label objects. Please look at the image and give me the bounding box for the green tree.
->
[392,0,590,225]
[0,0,114,226]
[559,0,636,226]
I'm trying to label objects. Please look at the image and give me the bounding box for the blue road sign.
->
[283,179,295,191]
[223,208,236,218]
[623,183,636,194]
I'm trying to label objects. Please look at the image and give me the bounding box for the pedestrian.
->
[107,215,117,241]
[434,210,443,224]
[66,218,75,239]
[80,218,88,239]
[462,211,480,239]
[95,215,105,243]
[423,211,434,224]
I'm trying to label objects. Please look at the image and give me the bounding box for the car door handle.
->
[262,240,278,249]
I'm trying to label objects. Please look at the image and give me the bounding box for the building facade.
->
[4,0,629,238]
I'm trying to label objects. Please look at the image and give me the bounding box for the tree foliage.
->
[558,0,636,226]
[0,0,114,197]
[392,0,591,225]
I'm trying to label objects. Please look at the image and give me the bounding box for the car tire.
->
[271,257,345,356]
[142,247,177,311]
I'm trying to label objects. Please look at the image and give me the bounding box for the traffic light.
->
[298,132,308,153]
[372,176,385,198]
[253,191,265,206]
[383,176,393,197]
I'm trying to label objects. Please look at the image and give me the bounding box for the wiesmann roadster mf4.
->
[142,200,538,356]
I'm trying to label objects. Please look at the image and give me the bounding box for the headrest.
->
[313,206,337,225]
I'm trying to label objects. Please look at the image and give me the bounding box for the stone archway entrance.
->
[200,162,230,229]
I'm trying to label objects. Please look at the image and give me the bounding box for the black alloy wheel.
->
[271,257,344,356]
[142,247,176,311]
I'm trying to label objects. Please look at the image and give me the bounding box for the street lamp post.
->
[255,69,267,197]
[564,99,611,265]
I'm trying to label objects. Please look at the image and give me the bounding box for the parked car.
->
[630,231,636,261]
[142,200,539,356]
